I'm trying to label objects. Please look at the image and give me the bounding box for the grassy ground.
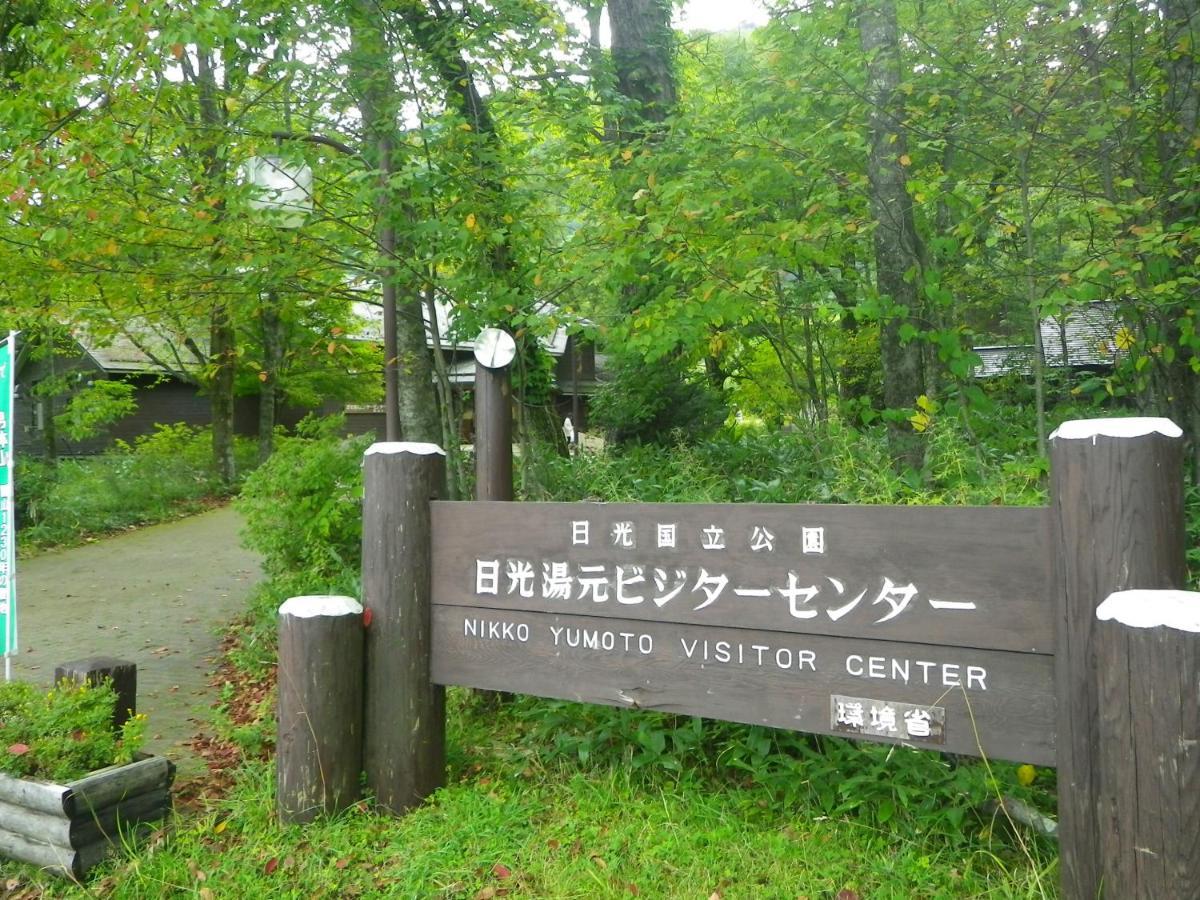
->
[23,688,1057,899]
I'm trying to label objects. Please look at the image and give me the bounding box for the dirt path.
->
[11,506,262,776]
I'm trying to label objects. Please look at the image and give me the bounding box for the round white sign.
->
[473,327,516,369]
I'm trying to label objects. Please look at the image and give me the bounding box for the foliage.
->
[237,415,372,582]
[0,679,146,782]
[590,354,729,445]
[16,424,256,550]
[528,417,1048,509]
[52,379,138,443]
[506,693,1053,844]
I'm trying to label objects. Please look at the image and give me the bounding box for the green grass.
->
[17,425,257,553]
[19,689,1057,899]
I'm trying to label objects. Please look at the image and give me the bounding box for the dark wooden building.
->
[16,329,268,457]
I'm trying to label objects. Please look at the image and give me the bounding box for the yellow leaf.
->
[1017,764,1036,786]
[533,272,543,287]
[465,212,477,230]
[458,122,473,131]
[909,411,931,433]
[327,342,336,354]
[213,820,227,834]
[621,149,633,162]
[899,154,912,167]
[916,394,936,414]
[224,96,240,115]
[1115,326,1136,351]
[102,240,119,256]
[647,173,656,189]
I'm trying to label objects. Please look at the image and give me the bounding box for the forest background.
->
[3,0,1199,485]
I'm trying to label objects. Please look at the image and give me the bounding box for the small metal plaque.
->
[830,694,946,745]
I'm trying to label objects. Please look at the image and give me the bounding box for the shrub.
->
[0,679,146,782]
[237,415,371,582]
[16,424,256,550]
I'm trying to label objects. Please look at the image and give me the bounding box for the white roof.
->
[974,302,1122,377]
[1039,302,1119,367]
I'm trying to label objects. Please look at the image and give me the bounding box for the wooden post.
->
[276,595,364,824]
[1092,589,1200,898]
[475,360,513,502]
[54,657,136,731]
[1049,418,1187,899]
[361,442,446,814]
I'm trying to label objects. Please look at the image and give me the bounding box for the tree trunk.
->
[1155,0,1200,483]
[192,48,236,484]
[347,1,441,445]
[210,310,237,484]
[607,0,677,141]
[257,300,282,463]
[858,0,925,472]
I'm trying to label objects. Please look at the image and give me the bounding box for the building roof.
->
[1039,302,1119,367]
[974,302,1121,377]
[75,321,205,375]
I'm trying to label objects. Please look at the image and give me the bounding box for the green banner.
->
[0,333,15,658]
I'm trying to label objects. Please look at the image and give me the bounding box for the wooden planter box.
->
[0,754,174,879]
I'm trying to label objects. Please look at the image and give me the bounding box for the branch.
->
[263,129,362,159]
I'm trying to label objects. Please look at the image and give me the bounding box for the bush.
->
[16,424,256,550]
[237,415,371,583]
[529,420,1050,509]
[590,354,728,446]
[0,679,146,782]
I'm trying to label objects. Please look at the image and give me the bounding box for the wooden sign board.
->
[431,501,1056,764]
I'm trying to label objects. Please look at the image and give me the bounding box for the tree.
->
[858,0,926,471]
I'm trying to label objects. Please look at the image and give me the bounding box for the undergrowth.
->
[0,679,146,782]
[34,689,1059,899]
[16,424,257,552]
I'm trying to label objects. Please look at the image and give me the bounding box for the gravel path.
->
[10,506,262,776]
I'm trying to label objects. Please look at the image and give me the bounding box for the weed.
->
[0,679,146,782]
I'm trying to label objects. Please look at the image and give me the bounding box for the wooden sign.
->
[351,421,1194,898]
[430,501,1056,763]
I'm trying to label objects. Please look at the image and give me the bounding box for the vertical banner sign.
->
[0,333,15,662]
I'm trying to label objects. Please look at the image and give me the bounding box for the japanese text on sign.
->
[470,518,980,628]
